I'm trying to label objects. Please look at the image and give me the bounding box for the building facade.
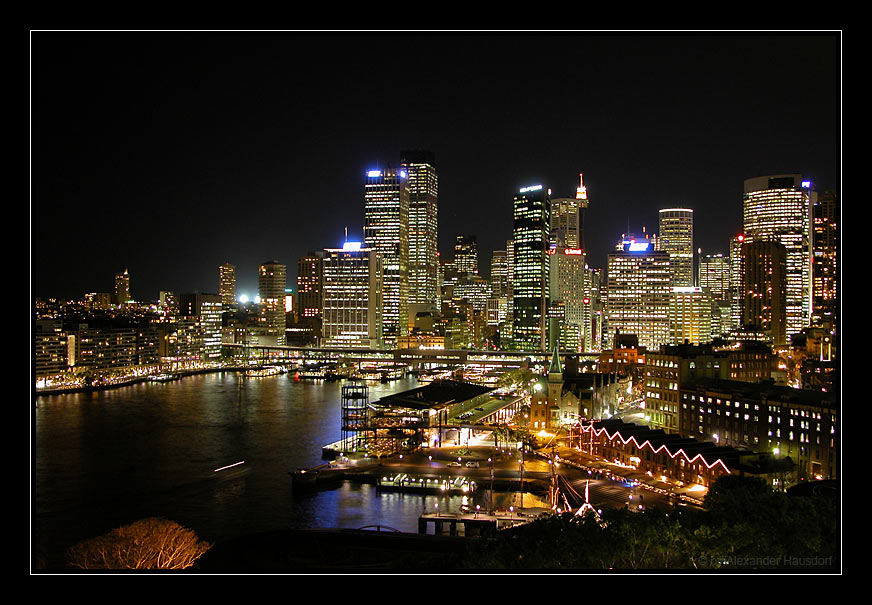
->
[658,208,694,287]
[218,262,236,308]
[321,243,383,349]
[512,185,551,352]
[364,166,410,348]
[402,150,439,307]
[258,260,287,346]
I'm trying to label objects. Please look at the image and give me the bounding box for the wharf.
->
[418,508,546,537]
[375,473,475,495]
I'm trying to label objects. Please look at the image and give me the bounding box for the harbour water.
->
[32,372,477,569]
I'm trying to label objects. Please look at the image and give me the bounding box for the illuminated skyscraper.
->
[321,242,383,349]
[743,175,813,340]
[729,234,746,332]
[402,150,438,306]
[114,269,131,305]
[668,287,712,345]
[218,262,236,308]
[178,292,223,360]
[490,250,508,298]
[548,246,585,352]
[512,184,551,352]
[454,235,478,275]
[741,239,787,345]
[606,235,671,351]
[296,251,325,321]
[258,260,287,346]
[698,253,730,302]
[811,189,838,330]
[364,166,409,348]
[658,208,694,287]
[550,173,590,250]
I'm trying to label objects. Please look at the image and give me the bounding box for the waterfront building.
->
[668,286,712,346]
[402,150,439,307]
[741,239,788,346]
[258,260,287,346]
[680,377,838,483]
[364,166,410,348]
[297,251,325,322]
[114,269,131,306]
[321,242,383,349]
[218,262,236,308]
[178,292,224,361]
[512,184,551,352]
[658,208,694,288]
[743,175,814,340]
[811,189,838,331]
[605,235,671,352]
[34,320,68,379]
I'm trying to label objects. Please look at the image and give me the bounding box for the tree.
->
[66,518,212,570]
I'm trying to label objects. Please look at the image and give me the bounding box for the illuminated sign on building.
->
[564,248,583,255]
[343,241,362,251]
[367,170,383,178]
[519,184,543,193]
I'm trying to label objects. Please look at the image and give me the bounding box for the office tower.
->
[729,234,746,332]
[550,173,590,250]
[454,235,479,275]
[297,251,325,321]
[114,269,131,305]
[606,235,671,351]
[698,253,730,302]
[321,242,383,349]
[583,266,604,352]
[490,250,508,298]
[548,246,585,352]
[743,175,813,340]
[402,150,438,306]
[658,208,694,287]
[178,293,223,360]
[505,239,515,300]
[364,166,409,348]
[512,184,551,352]
[219,262,236,308]
[258,260,287,346]
[742,239,788,346]
[812,189,838,330]
[668,287,712,345]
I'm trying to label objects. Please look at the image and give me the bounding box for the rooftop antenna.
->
[345,227,348,244]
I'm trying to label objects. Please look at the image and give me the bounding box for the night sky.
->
[31,31,841,303]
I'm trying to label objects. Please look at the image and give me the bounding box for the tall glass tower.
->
[743,175,813,340]
[512,184,551,352]
[658,208,694,287]
[402,150,438,307]
[364,166,409,348]
[258,260,287,346]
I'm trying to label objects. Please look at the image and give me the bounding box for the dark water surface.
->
[33,373,464,569]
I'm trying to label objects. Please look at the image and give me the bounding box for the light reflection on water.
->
[32,373,482,568]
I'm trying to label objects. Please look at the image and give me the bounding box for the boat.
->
[244,365,284,378]
[149,373,181,382]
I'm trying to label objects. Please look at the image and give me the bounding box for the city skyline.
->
[31,31,840,302]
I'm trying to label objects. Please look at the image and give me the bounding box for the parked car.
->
[465,461,480,468]
[447,461,462,467]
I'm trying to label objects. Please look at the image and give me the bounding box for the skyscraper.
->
[658,208,694,287]
[258,260,287,346]
[606,235,671,351]
[668,287,712,345]
[114,269,131,306]
[178,292,223,360]
[512,184,551,352]
[219,262,236,308]
[548,246,585,352]
[296,251,325,321]
[402,150,438,307]
[364,166,409,348]
[743,175,813,340]
[321,242,383,349]
[454,235,479,275]
[812,189,838,330]
[741,239,788,345]
[490,249,508,299]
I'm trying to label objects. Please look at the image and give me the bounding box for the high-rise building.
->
[364,166,409,348]
[698,253,730,302]
[296,251,325,321]
[512,184,551,352]
[550,173,590,250]
[454,235,478,275]
[548,246,585,352]
[668,286,712,345]
[490,250,508,299]
[114,269,131,305]
[741,239,787,346]
[178,292,224,361]
[811,189,838,330]
[743,175,813,340]
[258,260,287,346]
[218,262,236,308]
[729,234,746,333]
[321,242,383,349]
[606,235,671,351]
[402,150,438,307]
[658,208,694,287]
